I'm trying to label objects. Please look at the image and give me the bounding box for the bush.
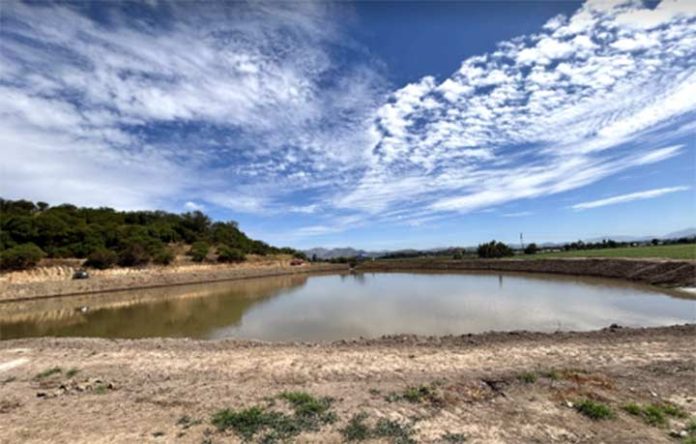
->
[217,245,245,263]
[84,249,118,269]
[152,248,174,265]
[477,240,514,258]
[0,243,45,270]
[189,241,209,262]
[117,243,150,267]
[524,243,539,255]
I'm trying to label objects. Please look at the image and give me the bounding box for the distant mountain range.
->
[304,228,696,259]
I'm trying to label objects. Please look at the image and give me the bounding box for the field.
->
[530,243,695,260]
[1,326,694,443]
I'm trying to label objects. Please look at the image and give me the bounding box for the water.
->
[1,272,694,341]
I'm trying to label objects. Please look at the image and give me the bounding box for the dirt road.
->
[1,325,694,443]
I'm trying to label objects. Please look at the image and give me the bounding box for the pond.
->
[1,272,694,341]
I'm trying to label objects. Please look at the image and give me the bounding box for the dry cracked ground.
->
[1,325,695,443]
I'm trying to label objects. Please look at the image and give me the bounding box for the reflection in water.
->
[1,272,694,341]
[0,274,310,339]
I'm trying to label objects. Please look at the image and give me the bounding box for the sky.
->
[1,0,694,250]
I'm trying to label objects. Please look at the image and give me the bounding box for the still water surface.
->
[1,272,694,341]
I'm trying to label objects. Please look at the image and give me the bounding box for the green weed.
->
[34,367,62,379]
[212,392,336,442]
[621,402,687,427]
[574,399,614,420]
[441,432,467,443]
[517,372,537,384]
[373,418,415,444]
[340,412,371,441]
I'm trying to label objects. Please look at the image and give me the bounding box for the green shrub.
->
[0,243,45,270]
[189,241,210,262]
[84,248,118,269]
[217,245,245,263]
[152,248,174,265]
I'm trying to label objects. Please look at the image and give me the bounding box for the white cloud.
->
[0,1,384,211]
[184,201,205,211]
[339,0,695,217]
[0,0,693,228]
[571,186,690,210]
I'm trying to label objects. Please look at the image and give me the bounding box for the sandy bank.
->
[0,263,348,302]
[0,325,694,443]
[358,258,696,287]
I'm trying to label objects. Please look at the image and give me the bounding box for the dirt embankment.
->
[357,258,696,287]
[0,263,348,302]
[0,325,694,443]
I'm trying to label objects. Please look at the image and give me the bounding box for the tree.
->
[524,243,538,255]
[117,243,150,267]
[217,245,245,263]
[189,241,210,262]
[1,243,45,270]
[84,249,118,269]
[452,249,464,260]
[0,198,298,266]
[477,240,514,258]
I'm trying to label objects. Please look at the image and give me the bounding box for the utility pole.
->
[520,232,524,251]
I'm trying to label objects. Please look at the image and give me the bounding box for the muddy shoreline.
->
[1,325,694,443]
[0,263,348,303]
[357,257,696,287]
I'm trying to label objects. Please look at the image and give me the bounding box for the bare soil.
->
[1,325,694,443]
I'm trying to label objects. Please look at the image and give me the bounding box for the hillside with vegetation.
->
[0,199,303,270]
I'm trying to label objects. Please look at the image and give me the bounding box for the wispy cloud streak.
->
[571,186,690,210]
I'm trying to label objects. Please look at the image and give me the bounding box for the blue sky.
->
[1,0,694,249]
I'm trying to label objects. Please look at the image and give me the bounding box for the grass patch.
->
[93,383,109,395]
[212,392,336,442]
[65,368,79,378]
[278,391,334,418]
[686,418,696,434]
[622,402,687,427]
[373,418,415,444]
[386,383,442,405]
[34,367,62,379]
[340,412,415,443]
[528,243,695,260]
[212,406,274,440]
[542,369,560,381]
[341,413,371,441]
[574,399,614,420]
[517,372,537,384]
[622,403,643,416]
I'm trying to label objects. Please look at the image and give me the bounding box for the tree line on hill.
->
[0,199,305,270]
